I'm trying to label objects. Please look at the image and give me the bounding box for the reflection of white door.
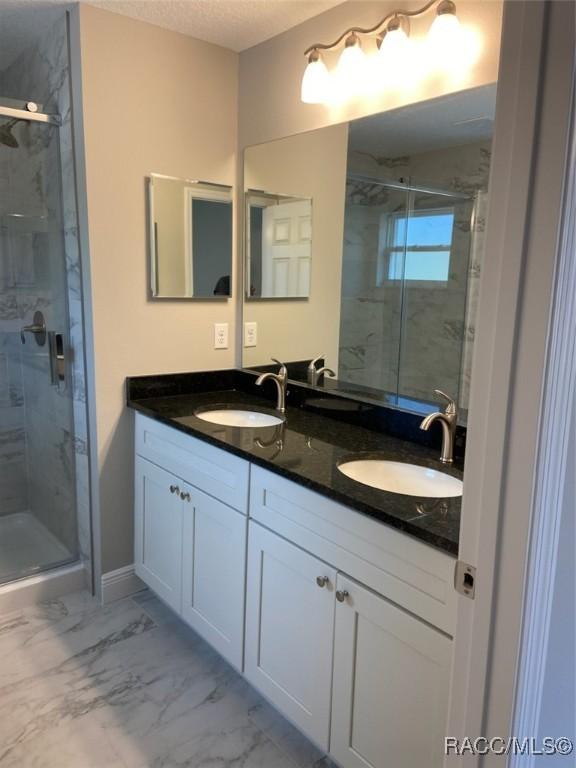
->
[262,200,311,297]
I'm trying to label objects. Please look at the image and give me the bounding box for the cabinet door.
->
[181,488,247,670]
[330,575,452,768]
[134,457,184,613]
[245,522,336,750]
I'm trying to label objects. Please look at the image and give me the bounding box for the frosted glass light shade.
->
[428,10,461,56]
[301,55,332,104]
[377,27,410,64]
[335,38,368,97]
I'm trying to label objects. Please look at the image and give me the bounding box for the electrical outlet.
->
[244,322,257,347]
[214,323,229,349]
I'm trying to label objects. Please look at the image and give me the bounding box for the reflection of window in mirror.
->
[381,207,455,284]
[246,191,313,299]
[149,175,232,300]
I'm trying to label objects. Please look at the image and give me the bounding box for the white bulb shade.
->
[377,27,410,64]
[301,56,332,104]
[428,11,461,58]
[336,41,368,96]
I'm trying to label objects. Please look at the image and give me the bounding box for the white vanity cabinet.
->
[330,574,452,768]
[246,466,456,767]
[134,456,186,613]
[134,414,249,669]
[181,487,246,669]
[244,522,337,750]
[133,413,457,768]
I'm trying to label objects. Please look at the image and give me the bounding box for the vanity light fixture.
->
[335,33,368,96]
[301,0,462,104]
[376,16,411,68]
[301,49,332,104]
[429,0,461,45]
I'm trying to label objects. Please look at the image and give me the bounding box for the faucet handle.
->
[271,358,288,379]
[308,354,326,371]
[434,389,457,415]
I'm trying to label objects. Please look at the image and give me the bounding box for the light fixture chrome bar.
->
[303,0,446,55]
[0,105,62,126]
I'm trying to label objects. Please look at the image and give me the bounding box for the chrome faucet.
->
[420,390,458,464]
[256,358,288,413]
[307,354,336,386]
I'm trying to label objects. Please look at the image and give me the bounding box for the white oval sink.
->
[338,459,463,498]
[194,408,284,428]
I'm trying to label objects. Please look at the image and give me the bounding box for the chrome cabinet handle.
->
[335,590,349,603]
[180,491,191,502]
[316,576,329,588]
[169,484,180,495]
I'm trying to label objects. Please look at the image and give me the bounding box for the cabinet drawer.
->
[135,413,249,513]
[249,465,457,635]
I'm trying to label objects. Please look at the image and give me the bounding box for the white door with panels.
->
[181,487,247,670]
[244,522,336,750]
[134,456,185,613]
[330,574,452,768]
[262,200,311,297]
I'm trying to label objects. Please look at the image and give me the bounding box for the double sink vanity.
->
[136,82,496,768]
[127,368,464,768]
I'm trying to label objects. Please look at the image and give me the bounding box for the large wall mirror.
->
[242,85,496,420]
[149,175,233,299]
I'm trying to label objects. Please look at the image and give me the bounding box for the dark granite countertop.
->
[127,372,462,556]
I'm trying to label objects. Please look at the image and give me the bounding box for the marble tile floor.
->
[0,588,335,768]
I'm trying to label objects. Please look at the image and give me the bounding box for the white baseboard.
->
[0,562,88,615]
[101,565,145,604]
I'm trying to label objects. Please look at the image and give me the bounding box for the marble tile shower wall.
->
[341,141,491,411]
[0,14,90,565]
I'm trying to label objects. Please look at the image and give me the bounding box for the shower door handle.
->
[20,311,47,346]
[48,332,66,387]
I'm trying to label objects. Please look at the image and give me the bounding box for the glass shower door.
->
[338,178,408,397]
[0,107,78,584]
[397,189,475,405]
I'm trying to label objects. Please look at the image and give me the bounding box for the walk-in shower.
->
[0,100,84,586]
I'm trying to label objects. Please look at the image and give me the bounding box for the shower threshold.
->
[0,512,76,586]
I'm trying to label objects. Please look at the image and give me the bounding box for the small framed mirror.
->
[245,190,312,299]
[148,174,233,299]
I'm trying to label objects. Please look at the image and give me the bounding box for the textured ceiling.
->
[0,0,345,70]
[89,0,345,51]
